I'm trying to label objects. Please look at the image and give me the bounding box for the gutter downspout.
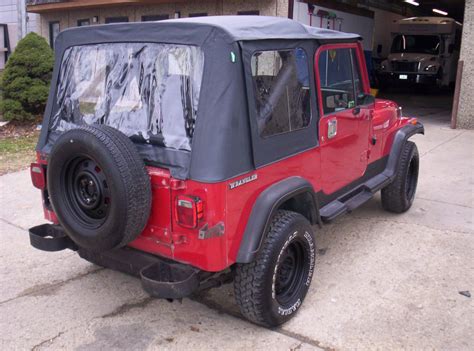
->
[288,0,294,19]
[17,0,27,40]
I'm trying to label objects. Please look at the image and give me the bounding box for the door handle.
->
[328,119,337,139]
[352,106,361,116]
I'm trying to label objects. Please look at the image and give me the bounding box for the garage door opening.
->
[294,0,468,129]
[372,0,467,129]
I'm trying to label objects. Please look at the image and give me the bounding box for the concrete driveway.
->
[1,94,473,350]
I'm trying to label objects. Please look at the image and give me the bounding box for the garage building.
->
[19,0,474,129]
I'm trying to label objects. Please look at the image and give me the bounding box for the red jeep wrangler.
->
[29,16,423,327]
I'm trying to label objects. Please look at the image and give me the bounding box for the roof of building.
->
[160,15,361,41]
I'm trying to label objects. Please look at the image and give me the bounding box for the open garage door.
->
[291,0,468,129]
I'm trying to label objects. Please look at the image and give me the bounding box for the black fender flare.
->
[236,176,320,263]
[384,121,424,181]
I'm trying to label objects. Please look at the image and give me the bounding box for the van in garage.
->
[377,17,462,89]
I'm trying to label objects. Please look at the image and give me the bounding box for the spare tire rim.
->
[63,156,110,227]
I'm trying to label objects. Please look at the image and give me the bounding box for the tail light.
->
[175,195,204,229]
[30,163,46,190]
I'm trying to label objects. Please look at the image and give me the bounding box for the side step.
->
[319,174,391,223]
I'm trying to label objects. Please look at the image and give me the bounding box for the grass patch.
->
[0,131,39,175]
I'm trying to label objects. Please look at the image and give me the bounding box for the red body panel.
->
[36,44,416,272]
[315,43,372,194]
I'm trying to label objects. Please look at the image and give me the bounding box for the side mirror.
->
[357,93,375,106]
[448,44,455,54]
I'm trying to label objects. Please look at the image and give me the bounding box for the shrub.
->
[0,32,54,122]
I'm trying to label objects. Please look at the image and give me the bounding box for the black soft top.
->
[161,16,361,41]
[39,16,362,182]
[54,15,361,45]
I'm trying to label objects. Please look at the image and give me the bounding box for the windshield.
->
[51,43,204,151]
[391,35,441,55]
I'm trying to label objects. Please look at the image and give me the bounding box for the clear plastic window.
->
[51,43,204,151]
[318,48,362,115]
[251,48,311,138]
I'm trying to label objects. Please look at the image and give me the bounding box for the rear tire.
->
[234,210,316,327]
[381,141,419,213]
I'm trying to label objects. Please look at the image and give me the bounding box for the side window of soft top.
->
[251,48,311,138]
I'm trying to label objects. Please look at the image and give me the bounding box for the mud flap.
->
[29,224,78,252]
[140,262,200,299]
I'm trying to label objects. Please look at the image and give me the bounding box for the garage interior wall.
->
[370,7,404,58]
[292,1,374,52]
[457,0,474,129]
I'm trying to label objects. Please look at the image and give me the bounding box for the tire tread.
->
[381,141,418,213]
[234,210,311,327]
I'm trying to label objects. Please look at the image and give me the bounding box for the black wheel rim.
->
[275,239,308,306]
[405,157,418,201]
[61,156,111,228]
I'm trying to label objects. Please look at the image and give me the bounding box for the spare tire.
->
[47,125,152,251]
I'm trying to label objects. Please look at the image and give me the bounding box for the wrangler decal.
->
[229,174,258,189]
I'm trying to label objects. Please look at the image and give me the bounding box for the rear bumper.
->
[28,224,204,299]
[79,247,201,299]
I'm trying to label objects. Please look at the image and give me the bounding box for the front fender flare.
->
[236,176,319,263]
[384,121,424,181]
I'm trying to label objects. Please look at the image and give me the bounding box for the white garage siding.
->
[0,0,40,70]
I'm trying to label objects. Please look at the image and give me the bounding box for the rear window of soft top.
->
[51,43,204,151]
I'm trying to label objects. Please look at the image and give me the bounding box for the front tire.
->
[234,210,316,327]
[381,141,419,213]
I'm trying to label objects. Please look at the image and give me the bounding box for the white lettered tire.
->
[234,210,316,327]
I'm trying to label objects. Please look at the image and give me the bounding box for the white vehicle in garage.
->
[378,17,462,89]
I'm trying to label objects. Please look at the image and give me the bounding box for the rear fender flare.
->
[236,176,320,263]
